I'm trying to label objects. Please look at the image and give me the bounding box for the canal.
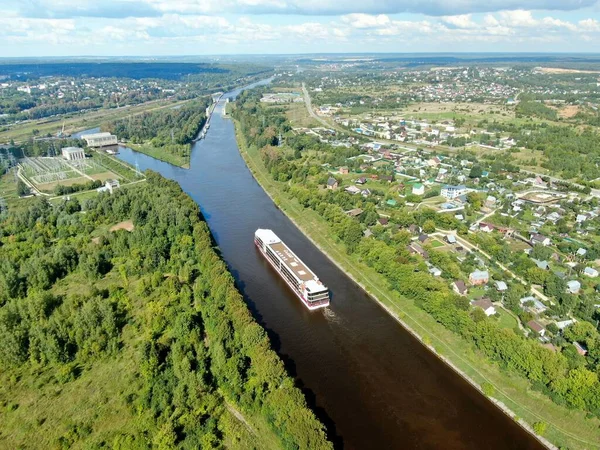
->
[117,81,543,450]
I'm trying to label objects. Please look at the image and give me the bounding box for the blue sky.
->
[1,0,600,56]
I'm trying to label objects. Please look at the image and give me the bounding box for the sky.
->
[1,0,600,56]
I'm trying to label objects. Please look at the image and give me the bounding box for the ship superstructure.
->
[255,229,330,310]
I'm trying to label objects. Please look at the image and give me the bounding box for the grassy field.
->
[284,102,320,128]
[234,119,600,450]
[127,143,190,168]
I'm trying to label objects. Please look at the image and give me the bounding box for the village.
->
[296,120,600,357]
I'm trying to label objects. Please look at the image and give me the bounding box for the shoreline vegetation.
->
[125,142,191,168]
[231,115,600,450]
[102,98,212,170]
[0,173,332,449]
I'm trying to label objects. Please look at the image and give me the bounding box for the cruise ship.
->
[255,229,330,310]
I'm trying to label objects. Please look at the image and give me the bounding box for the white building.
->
[61,146,85,161]
[97,179,120,194]
[441,185,467,200]
[83,132,118,147]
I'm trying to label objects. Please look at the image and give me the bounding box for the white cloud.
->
[442,14,477,29]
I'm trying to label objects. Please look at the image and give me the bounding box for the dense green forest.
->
[102,100,210,164]
[0,172,331,449]
[233,90,600,421]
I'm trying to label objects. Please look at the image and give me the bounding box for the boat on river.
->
[255,229,330,310]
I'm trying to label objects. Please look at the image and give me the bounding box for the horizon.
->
[2,1,600,56]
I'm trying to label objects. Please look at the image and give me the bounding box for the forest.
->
[0,172,331,449]
[233,89,600,422]
[103,99,210,164]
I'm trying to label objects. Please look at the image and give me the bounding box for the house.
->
[386,199,397,207]
[519,296,547,314]
[441,185,467,200]
[327,177,338,190]
[407,243,428,259]
[527,320,546,337]
[339,166,349,174]
[408,224,420,234]
[556,319,576,330]
[346,208,363,218]
[453,280,468,296]
[530,233,551,246]
[495,281,508,292]
[345,185,361,195]
[471,298,496,316]
[584,267,598,278]
[573,342,588,356]
[566,280,581,294]
[356,177,367,185]
[378,217,389,226]
[576,248,587,257]
[418,234,428,243]
[412,183,425,195]
[361,189,371,197]
[576,214,588,224]
[429,266,442,277]
[446,234,457,244]
[479,223,494,233]
[532,259,549,270]
[469,270,489,286]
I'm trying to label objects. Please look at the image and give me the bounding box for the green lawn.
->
[430,239,445,248]
[234,118,600,450]
[495,307,520,331]
[126,143,190,169]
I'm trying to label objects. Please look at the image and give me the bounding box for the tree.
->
[16,180,30,197]
[422,219,436,234]
[469,165,483,179]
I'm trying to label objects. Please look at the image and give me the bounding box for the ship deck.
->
[269,241,315,282]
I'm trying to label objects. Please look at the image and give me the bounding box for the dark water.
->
[117,81,543,450]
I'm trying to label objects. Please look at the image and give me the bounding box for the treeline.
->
[54,179,103,196]
[516,97,558,121]
[0,172,331,449]
[103,99,210,159]
[233,91,600,420]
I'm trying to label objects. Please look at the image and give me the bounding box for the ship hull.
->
[255,240,329,310]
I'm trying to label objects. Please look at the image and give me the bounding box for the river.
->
[117,80,543,450]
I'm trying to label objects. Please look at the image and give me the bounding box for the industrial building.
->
[61,147,85,161]
[83,132,118,147]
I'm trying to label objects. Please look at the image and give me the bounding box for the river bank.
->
[231,118,600,450]
[124,142,190,168]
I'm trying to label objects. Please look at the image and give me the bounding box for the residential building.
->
[495,281,508,292]
[519,296,547,314]
[441,184,467,200]
[530,233,551,246]
[345,185,361,195]
[471,298,496,316]
[412,183,425,195]
[469,270,489,286]
[327,177,338,190]
[527,320,546,336]
[584,267,599,278]
[566,280,581,294]
[453,280,468,296]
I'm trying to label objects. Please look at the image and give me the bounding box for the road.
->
[301,82,336,129]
